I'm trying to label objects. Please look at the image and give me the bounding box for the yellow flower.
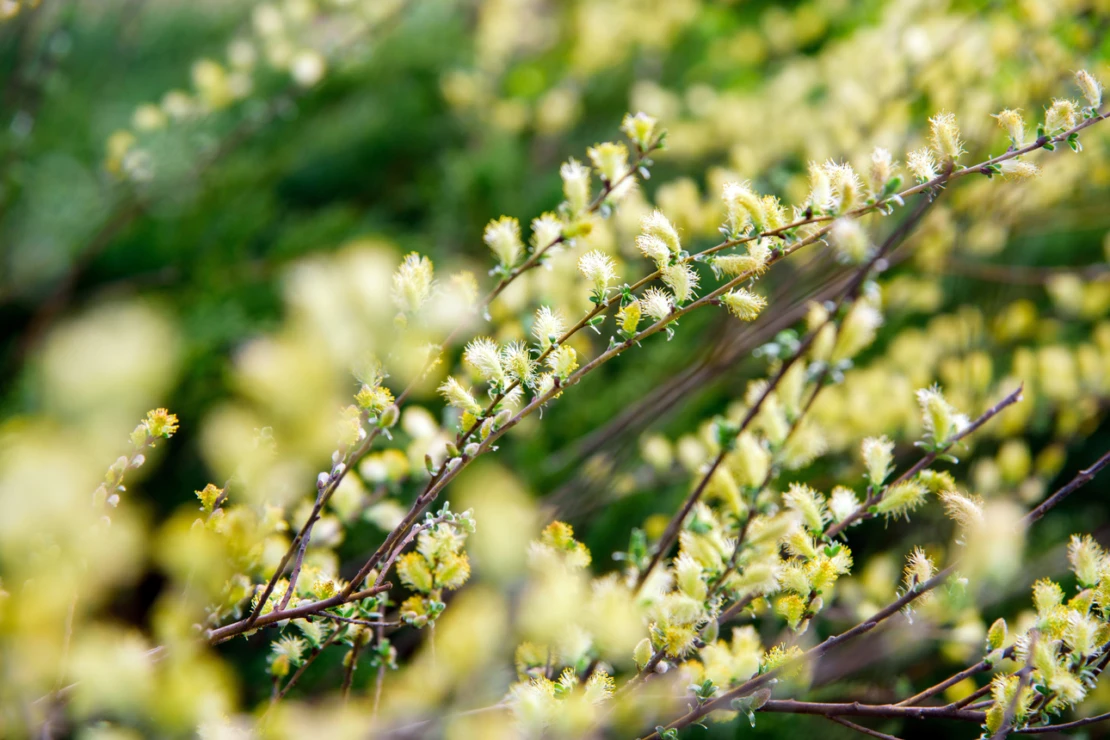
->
[434,553,471,590]
[621,111,658,150]
[397,552,434,593]
[861,436,894,486]
[484,216,524,267]
[561,158,591,213]
[720,288,766,321]
[195,483,223,512]
[657,624,698,658]
[1045,98,1079,132]
[1076,69,1102,109]
[928,111,964,161]
[587,141,630,185]
[762,644,805,677]
[391,253,434,314]
[618,300,642,335]
[873,480,927,520]
[661,263,699,304]
[144,408,180,439]
[438,376,483,416]
[722,181,765,233]
[355,384,394,413]
[992,109,1025,146]
[775,593,808,630]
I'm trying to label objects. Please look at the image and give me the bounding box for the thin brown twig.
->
[1021,449,1110,526]
[1016,710,1110,733]
[342,631,368,699]
[278,486,329,613]
[824,384,1025,539]
[207,583,390,645]
[316,614,399,628]
[759,699,984,722]
[896,647,1013,707]
[828,716,906,740]
[946,678,995,710]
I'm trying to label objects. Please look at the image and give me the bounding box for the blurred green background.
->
[2,0,1110,735]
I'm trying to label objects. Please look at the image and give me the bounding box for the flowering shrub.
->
[3,2,1110,740]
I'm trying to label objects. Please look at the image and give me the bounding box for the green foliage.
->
[2,1,1110,739]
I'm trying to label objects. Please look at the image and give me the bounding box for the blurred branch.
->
[760,699,984,722]
[941,259,1110,285]
[828,716,905,740]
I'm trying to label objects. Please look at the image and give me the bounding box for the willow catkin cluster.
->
[3,6,1110,736]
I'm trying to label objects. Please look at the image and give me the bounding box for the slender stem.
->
[828,716,906,740]
[1017,710,1110,733]
[618,651,665,696]
[342,632,368,699]
[717,593,759,626]
[244,426,384,628]
[278,486,328,613]
[1021,449,1110,526]
[208,583,390,645]
[896,647,1013,707]
[824,384,1025,539]
[947,680,995,710]
[316,614,399,628]
[759,699,983,722]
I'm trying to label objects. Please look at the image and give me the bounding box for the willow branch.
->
[641,565,957,739]
[896,647,1014,707]
[759,699,983,722]
[645,417,1110,738]
[633,325,822,591]
[1017,711,1110,733]
[208,583,391,645]
[824,384,1025,539]
[625,192,938,681]
[248,139,660,620]
[1021,449,1110,526]
[346,107,1109,600]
